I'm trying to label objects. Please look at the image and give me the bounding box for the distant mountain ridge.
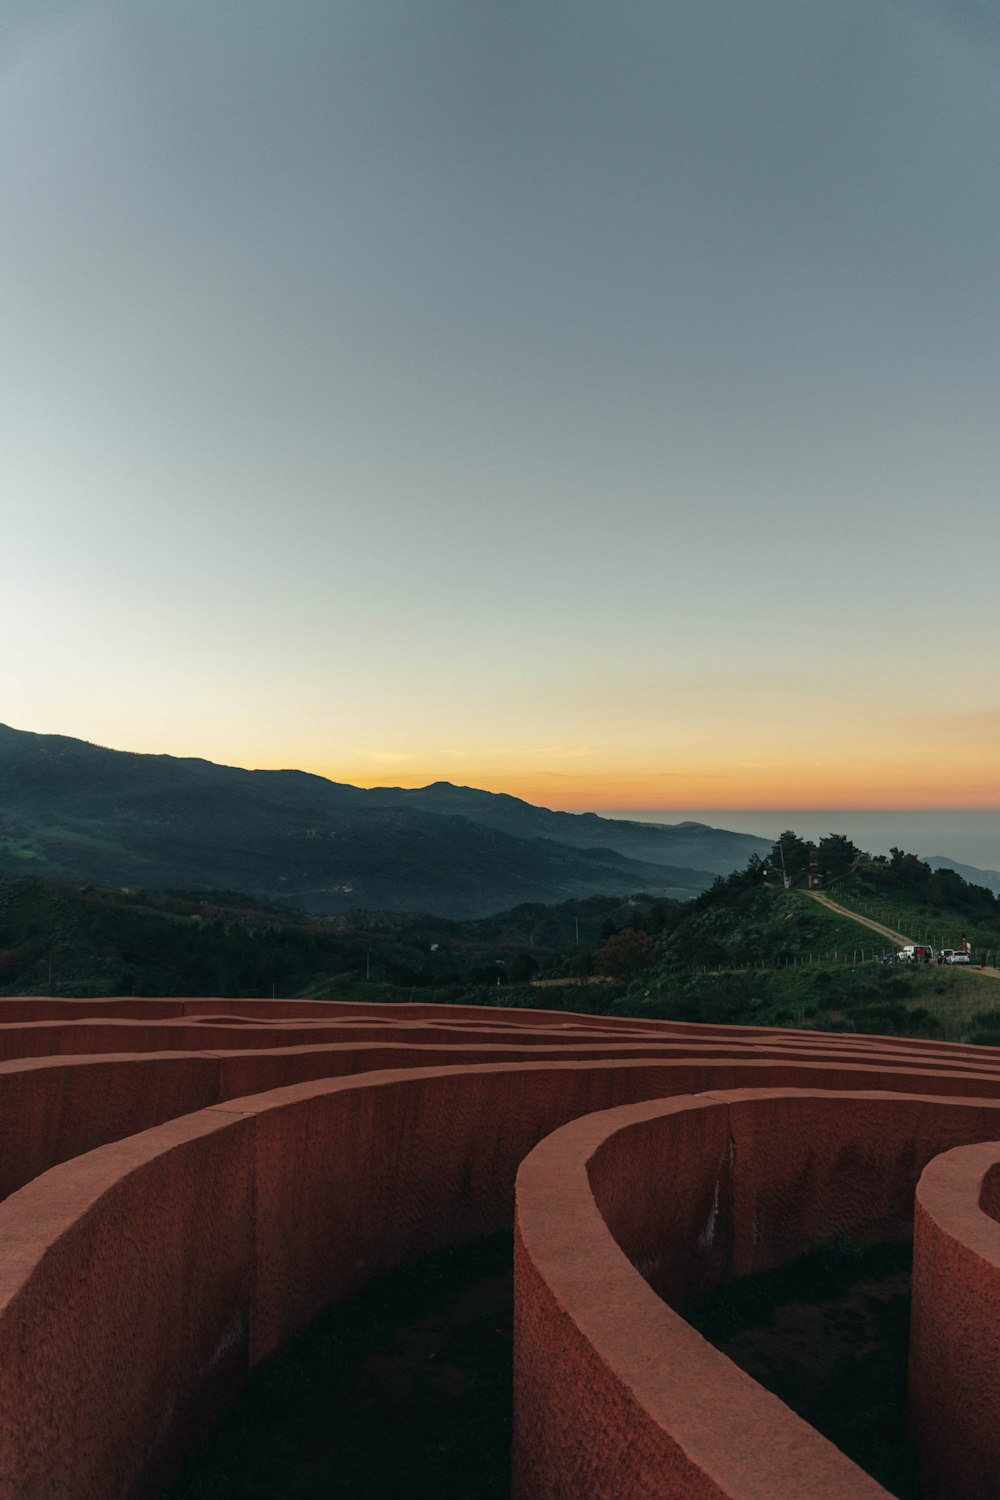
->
[361,781,769,874]
[0,724,767,917]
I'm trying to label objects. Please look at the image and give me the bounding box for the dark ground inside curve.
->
[164,1235,514,1500]
[166,1232,917,1500]
[690,1237,919,1499]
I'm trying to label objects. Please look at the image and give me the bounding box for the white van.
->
[897,945,934,963]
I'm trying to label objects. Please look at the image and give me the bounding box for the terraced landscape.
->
[0,995,999,1497]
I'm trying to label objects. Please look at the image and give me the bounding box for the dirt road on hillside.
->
[804,891,913,947]
[805,891,1000,979]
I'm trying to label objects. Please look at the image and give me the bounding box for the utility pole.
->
[777,839,789,888]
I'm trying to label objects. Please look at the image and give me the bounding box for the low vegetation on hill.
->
[0,877,669,1000]
[2,831,999,1044]
[609,837,1000,1041]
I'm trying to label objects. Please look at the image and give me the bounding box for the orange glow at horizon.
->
[303,755,1000,813]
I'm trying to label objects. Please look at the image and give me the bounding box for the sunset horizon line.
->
[6,721,997,817]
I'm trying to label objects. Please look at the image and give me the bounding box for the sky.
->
[3,0,999,813]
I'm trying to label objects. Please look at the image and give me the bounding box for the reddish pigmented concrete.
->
[0,1060,793,1496]
[909,1139,1000,1500]
[0,997,1000,1496]
[5,1040,1000,1215]
[0,1110,255,1500]
[514,1090,1000,1500]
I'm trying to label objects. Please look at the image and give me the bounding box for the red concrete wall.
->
[0,1110,256,1500]
[0,994,680,1027]
[909,1139,1000,1500]
[514,1090,1000,1500]
[0,1060,779,1498]
[0,1053,221,1199]
[1,998,1000,1495]
[2,1042,1000,1214]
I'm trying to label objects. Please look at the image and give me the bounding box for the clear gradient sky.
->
[3,1,998,811]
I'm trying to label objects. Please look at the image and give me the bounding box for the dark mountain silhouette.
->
[0,724,736,917]
[363,781,769,874]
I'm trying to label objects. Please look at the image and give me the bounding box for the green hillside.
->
[4,832,1000,1046]
[820,864,1000,957]
[0,874,668,1001]
[609,844,1000,1042]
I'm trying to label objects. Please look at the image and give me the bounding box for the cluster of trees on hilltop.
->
[767,831,861,882]
[682,831,864,913]
[688,832,1000,920]
[867,848,1000,922]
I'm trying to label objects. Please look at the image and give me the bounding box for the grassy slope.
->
[5,862,1000,1046]
[617,882,1000,1043]
[820,875,1000,958]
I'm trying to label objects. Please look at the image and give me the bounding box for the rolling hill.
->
[0,725,744,917]
[361,782,769,874]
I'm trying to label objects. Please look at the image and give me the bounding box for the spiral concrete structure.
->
[0,995,998,1497]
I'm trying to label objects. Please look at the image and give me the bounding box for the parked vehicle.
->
[897,945,934,963]
[940,948,972,965]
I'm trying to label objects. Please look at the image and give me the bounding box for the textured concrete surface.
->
[0,996,998,1496]
[910,1139,1000,1500]
[514,1089,1000,1500]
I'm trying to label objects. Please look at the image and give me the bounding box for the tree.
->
[509,953,539,984]
[530,916,565,949]
[889,848,931,888]
[592,928,654,980]
[642,902,672,935]
[816,834,860,880]
[770,831,815,883]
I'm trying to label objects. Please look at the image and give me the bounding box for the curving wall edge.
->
[909,1138,1000,1500]
[2,998,1000,1496]
[0,1058,799,1500]
[513,1089,1000,1500]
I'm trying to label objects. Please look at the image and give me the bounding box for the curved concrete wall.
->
[5,1040,1000,1211]
[513,1090,1000,1500]
[0,997,1000,1496]
[0,1061,810,1498]
[909,1139,1000,1500]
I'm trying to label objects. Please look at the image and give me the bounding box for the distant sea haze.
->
[600,811,1000,872]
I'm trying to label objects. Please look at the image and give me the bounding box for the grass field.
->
[621,884,1000,1043]
[821,876,1000,960]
